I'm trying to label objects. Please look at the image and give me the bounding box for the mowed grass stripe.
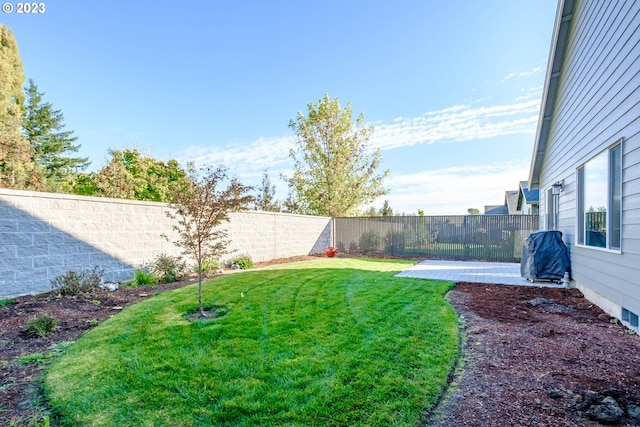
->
[45,258,458,426]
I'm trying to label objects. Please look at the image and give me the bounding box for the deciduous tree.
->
[76,148,189,202]
[284,94,389,217]
[165,165,253,317]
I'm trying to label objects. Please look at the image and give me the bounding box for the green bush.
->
[131,269,159,286]
[25,313,58,337]
[51,267,104,295]
[0,298,15,307]
[230,254,254,270]
[359,230,382,254]
[151,254,187,283]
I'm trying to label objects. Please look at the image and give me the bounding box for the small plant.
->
[195,259,221,278]
[229,254,254,270]
[151,253,187,283]
[18,351,55,366]
[88,319,100,327]
[91,299,101,306]
[132,269,159,286]
[51,266,104,295]
[0,298,15,307]
[24,313,58,337]
[6,410,51,427]
[17,341,73,366]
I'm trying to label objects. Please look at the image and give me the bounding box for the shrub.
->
[0,298,15,307]
[359,230,382,254]
[131,269,159,286]
[229,254,254,270]
[25,313,58,337]
[151,254,187,283]
[51,267,104,296]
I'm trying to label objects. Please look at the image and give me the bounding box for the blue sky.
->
[4,0,558,214]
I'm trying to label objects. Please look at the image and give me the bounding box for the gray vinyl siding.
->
[537,0,640,315]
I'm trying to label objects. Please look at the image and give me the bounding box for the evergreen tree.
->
[0,25,35,189]
[254,169,280,212]
[380,200,393,216]
[23,79,89,190]
[284,94,389,217]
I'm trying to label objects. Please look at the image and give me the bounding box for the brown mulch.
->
[428,283,640,427]
[2,257,639,426]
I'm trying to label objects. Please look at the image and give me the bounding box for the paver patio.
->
[396,260,564,287]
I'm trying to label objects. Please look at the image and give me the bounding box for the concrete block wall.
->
[0,189,331,299]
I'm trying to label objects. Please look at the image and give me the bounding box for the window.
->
[577,141,622,250]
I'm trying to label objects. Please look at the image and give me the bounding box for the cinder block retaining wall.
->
[0,189,331,298]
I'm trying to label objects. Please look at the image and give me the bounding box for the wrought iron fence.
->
[333,215,539,263]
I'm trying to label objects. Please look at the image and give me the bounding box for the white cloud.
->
[174,99,538,214]
[370,100,540,151]
[177,99,540,177]
[177,135,295,180]
[501,66,544,82]
[369,160,531,215]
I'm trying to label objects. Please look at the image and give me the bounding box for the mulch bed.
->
[428,283,640,427]
[2,257,639,426]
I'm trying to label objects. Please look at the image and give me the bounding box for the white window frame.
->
[576,139,623,252]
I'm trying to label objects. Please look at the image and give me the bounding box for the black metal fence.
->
[334,215,539,263]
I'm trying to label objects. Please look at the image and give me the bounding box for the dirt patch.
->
[2,258,639,426]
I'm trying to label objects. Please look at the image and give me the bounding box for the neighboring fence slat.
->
[334,215,539,263]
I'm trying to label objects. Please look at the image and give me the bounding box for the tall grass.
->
[45,258,458,426]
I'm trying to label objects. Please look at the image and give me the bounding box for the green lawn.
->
[45,258,458,426]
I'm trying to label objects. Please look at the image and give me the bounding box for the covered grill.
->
[521,230,570,282]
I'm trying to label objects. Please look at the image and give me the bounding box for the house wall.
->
[0,189,331,299]
[537,0,640,324]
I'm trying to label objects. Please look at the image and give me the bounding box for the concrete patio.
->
[396,260,564,287]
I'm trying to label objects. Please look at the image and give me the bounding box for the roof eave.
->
[528,0,575,189]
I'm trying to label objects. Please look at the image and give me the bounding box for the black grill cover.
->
[521,230,570,281]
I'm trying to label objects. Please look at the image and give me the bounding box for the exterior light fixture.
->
[551,181,563,196]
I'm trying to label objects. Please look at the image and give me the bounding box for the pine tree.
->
[254,169,280,212]
[23,79,89,190]
[0,25,35,189]
[380,200,393,216]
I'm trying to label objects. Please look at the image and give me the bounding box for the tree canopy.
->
[254,169,280,212]
[0,25,34,189]
[23,79,89,190]
[74,148,189,202]
[1,25,88,191]
[284,94,389,217]
[165,165,253,316]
